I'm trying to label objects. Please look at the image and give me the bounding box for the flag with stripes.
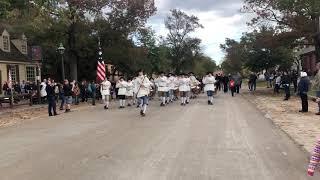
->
[97,60,106,82]
[8,67,12,89]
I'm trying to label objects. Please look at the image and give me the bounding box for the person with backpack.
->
[230,79,236,97]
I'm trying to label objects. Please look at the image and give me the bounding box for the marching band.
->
[100,70,219,116]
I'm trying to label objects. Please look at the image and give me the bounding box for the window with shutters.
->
[26,66,36,82]
[10,66,17,83]
[3,36,9,51]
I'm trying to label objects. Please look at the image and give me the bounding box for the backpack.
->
[230,80,235,88]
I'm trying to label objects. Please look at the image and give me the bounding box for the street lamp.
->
[57,43,65,81]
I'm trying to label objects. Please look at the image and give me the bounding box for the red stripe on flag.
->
[97,61,106,82]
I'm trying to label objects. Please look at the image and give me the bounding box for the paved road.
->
[0,93,315,180]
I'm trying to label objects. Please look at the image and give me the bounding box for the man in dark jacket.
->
[298,72,310,112]
[232,73,242,94]
[291,70,298,93]
[281,72,291,101]
[249,73,258,91]
[63,80,73,112]
[46,80,58,116]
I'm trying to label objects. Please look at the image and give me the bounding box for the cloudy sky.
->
[147,0,252,64]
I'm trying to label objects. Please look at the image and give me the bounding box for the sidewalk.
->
[0,102,97,128]
[242,88,320,153]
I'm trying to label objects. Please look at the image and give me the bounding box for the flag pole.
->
[8,66,14,107]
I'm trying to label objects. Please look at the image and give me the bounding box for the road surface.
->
[0,93,314,180]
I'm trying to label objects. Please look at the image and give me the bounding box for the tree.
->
[220,38,246,74]
[193,55,217,76]
[243,0,320,59]
[164,9,203,73]
[220,27,294,73]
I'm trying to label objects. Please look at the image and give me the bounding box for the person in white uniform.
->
[189,72,200,99]
[135,69,151,116]
[116,77,128,108]
[100,78,111,109]
[179,73,191,106]
[203,72,216,105]
[126,78,134,106]
[155,72,169,106]
[168,73,176,102]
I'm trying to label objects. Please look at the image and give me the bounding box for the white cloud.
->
[147,0,251,64]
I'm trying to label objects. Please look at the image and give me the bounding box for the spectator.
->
[46,79,58,116]
[313,62,320,115]
[231,72,242,94]
[249,73,258,91]
[291,70,298,93]
[274,73,281,94]
[80,81,87,102]
[281,72,291,101]
[59,83,65,110]
[20,80,26,94]
[40,79,47,103]
[63,79,73,112]
[298,72,310,113]
[73,82,80,105]
[90,81,97,106]
[2,81,9,95]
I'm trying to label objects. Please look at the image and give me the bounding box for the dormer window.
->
[3,36,9,51]
[21,44,27,54]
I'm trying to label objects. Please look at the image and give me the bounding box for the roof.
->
[0,41,29,62]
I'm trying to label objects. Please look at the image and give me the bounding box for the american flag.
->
[96,39,106,82]
[8,67,12,89]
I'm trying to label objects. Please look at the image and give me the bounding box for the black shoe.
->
[208,100,210,105]
[181,103,184,106]
[299,110,308,113]
[128,104,132,107]
[104,106,108,110]
[140,110,143,116]
[60,108,63,111]
[160,103,165,107]
[49,114,53,117]
[186,102,189,104]
[141,112,146,117]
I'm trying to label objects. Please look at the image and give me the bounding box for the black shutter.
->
[6,65,10,81]
[15,65,20,83]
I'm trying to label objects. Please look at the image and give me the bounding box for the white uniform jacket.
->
[116,81,128,96]
[203,76,216,92]
[156,76,169,92]
[100,80,111,96]
[190,76,200,88]
[179,78,191,92]
[126,81,134,97]
[135,75,151,98]
[168,76,176,90]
